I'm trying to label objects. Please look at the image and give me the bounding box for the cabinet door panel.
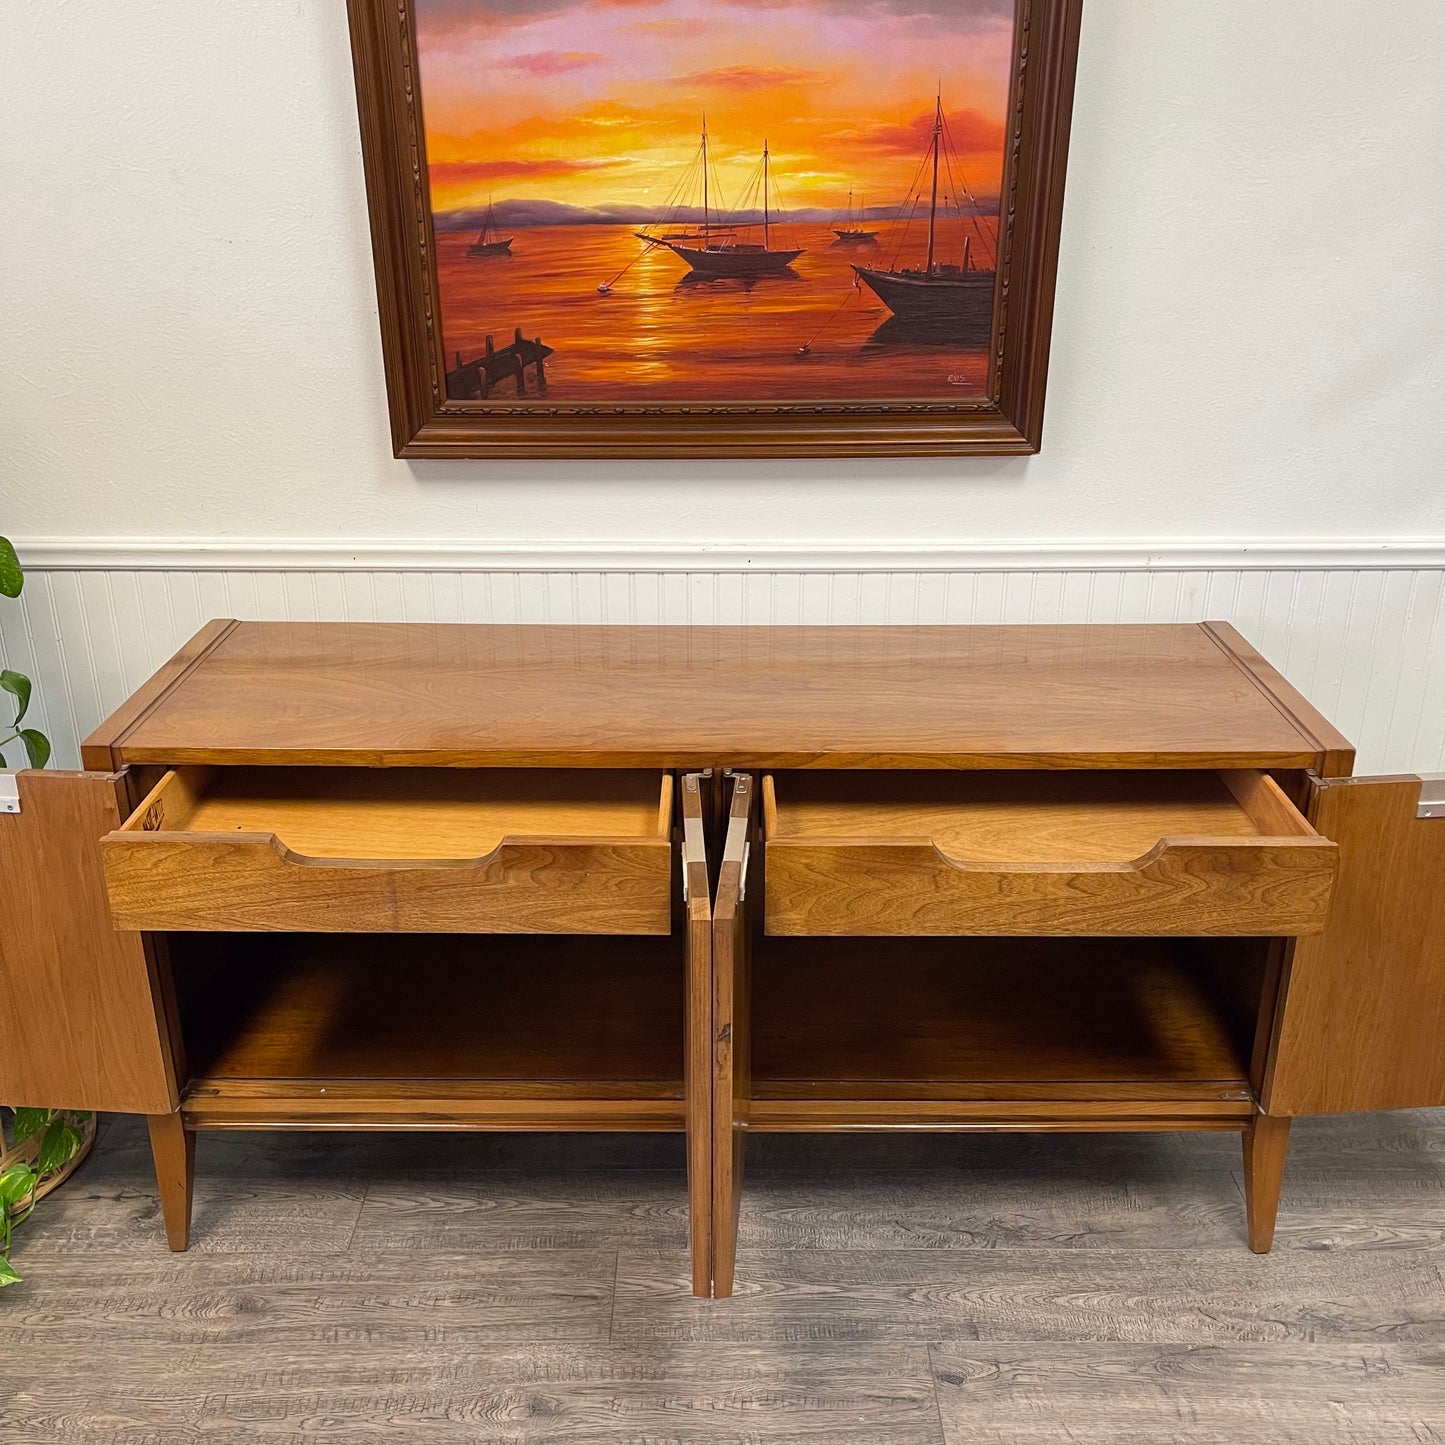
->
[711,772,754,1299]
[1265,775,1445,1115]
[0,771,177,1113]
[679,771,713,1299]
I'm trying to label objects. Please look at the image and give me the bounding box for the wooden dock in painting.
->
[445,329,553,399]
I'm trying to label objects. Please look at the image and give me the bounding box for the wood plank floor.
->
[3,1112,1443,1442]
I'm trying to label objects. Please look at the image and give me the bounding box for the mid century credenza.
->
[2,620,1442,1299]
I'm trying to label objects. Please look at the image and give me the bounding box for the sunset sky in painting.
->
[416,0,1014,216]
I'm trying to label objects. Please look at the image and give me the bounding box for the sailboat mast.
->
[702,116,709,247]
[763,139,770,250]
[925,94,941,275]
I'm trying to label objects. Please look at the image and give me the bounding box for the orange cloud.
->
[627,17,709,35]
[415,2,1014,213]
[505,50,605,74]
[672,65,818,91]
[419,0,656,37]
[823,107,1005,160]
[431,157,627,185]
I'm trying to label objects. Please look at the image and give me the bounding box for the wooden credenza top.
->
[82,619,1355,772]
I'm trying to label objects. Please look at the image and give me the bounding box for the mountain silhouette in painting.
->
[435,197,998,231]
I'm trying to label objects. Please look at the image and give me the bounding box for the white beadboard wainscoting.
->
[2,541,1443,775]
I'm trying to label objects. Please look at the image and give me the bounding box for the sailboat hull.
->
[833,230,877,244]
[467,238,513,256]
[853,265,995,324]
[657,240,803,276]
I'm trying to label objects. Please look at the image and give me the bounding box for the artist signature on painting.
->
[947,374,972,385]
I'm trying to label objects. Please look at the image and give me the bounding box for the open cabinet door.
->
[1265,774,1445,1115]
[711,771,754,1298]
[0,771,177,1113]
[679,772,713,1298]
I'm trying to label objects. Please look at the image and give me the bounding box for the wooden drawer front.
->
[103,767,675,934]
[763,770,1336,937]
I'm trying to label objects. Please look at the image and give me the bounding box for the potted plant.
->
[0,533,94,1287]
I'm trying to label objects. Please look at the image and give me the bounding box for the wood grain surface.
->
[145,1110,195,1251]
[930,1342,1445,1444]
[680,772,714,1297]
[0,770,177,1113]
[1201,621,1358,778]
[1265,774,1445,1115]
[104,833,674,934]
[103,766,675,934]
[104,621,1335,770]
[614,1246,1445,1344]
[1242,1114,1291,1253]
[764,837,1337,938]
[765,769,1277,860]
[135,766,674,854]
[6,1111,1443,1441]
[78,618,239,770]
[713,930,1269,1292]
[750,937,1254,1092]
[710,773,756,1299]
[763,768,1336,936]
[167,931,685,1088]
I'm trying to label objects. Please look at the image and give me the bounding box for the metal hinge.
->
[0,772,19,814]
[1418,774,1445,819]
[1410,774,1445,820]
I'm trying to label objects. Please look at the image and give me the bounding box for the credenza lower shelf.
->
[749,935,1258,1127]
[168,931,689,1131]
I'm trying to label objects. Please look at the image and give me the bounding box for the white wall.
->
[6,559,1445,776]
[2,2,1444,769]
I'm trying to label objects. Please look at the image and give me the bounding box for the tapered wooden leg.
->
[146,1112,196,1252]
[1242,1113,1290,1253]
[712,1130,746,1298]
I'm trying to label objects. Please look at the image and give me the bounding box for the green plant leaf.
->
[11,1108,51,1146]
[0,1164,37,1208]
[0,537,21,599]
[0,1256,21,1287]
[18,728,50,769]
[35,1120,81,1174]
[0,670,31,725]
[69,1111,94,1125]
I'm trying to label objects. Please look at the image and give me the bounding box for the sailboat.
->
[640,123,803,278]
[852,95,994,326]
[467,200,513,257]
[833,190,876,244]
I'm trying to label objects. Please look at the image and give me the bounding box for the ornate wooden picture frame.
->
[346,0,1082,458]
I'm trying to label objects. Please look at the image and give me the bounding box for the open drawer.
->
[762,769,1337,937]
[102,767,675,934]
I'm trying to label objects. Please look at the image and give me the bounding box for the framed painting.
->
[346,0,1082,457]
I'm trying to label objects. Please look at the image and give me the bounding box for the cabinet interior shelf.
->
[168,931,1258,1130]
[170,932,686,1129]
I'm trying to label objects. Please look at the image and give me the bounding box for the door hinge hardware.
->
[1417,774,1445,819]
[1218,1090,1253,1101]
[0,772,20,814]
